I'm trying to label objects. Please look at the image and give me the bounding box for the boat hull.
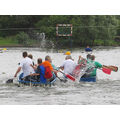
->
[80,76,96,82]
[18,73,57,86]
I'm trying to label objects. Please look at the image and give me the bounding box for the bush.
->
[16,32,30,46]
[94,39,104,46]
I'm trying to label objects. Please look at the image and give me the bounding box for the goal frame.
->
[56,24,72,36]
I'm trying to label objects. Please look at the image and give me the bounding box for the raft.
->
[18,73,57,86]
[80,76,96,82]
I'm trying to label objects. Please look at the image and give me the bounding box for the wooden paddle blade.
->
[108,66,118,72]
[66,74,75,81]
[103,65,118,72]
[102,67,111,75]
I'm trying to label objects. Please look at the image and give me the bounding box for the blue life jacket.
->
[36,65,47,84]
[85,48,92,52]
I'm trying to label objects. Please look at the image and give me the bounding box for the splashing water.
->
[0,47,120,105]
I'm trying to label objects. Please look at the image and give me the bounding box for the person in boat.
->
[28,54,37,70]
[72,55,88,78]
[60,55,77,75]
[28,54,34,65]
[42,55,58,81]
[86,54,91,60]
[30,58,47,83]
[77,54,91,65]
[80,55,102,82]
[78,55,87,66]
[85,46,92,52]
[14,52,35,78]
[27,54,37,73]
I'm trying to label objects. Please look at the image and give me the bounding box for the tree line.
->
[0,15,120,47]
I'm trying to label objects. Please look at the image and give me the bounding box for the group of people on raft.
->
[14,51,103,83]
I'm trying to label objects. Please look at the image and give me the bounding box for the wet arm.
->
[14,67,21,77]
[59,66,64,70]
[30,73,40,76]
[30,64,37,70]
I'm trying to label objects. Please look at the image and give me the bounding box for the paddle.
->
[6,78,14,83]
[81,66,112,75]
[6,73,24,83]
[6,77,16,83]
[54,67,75,81]
[72,63,113,77]
[102,67,111,75]
[72,64,81,77]
[103,65,118,72]
[59,71,75,81]
[56,76,67,83]
[72,64,87,78]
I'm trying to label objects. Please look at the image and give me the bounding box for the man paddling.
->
[80,55,102,82]
[60,55,77,75]
[14,52,35,78]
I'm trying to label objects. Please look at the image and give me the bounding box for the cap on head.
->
[65,51,71,55]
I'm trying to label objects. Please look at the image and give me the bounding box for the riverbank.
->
[0,36,120,48]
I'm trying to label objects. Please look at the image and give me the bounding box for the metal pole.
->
[70,36,72,52]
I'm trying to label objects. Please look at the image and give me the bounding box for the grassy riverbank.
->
[0,37,20,46]
[0,36,119,47]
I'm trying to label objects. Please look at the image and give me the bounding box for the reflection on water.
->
[0,47,120,105]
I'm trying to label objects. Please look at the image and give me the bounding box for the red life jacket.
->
[44,66,53,79]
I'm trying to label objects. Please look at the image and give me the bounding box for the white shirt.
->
[61,59,77,74]
[19,57,35,77]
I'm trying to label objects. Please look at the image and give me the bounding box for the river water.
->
[0,47,119,105]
